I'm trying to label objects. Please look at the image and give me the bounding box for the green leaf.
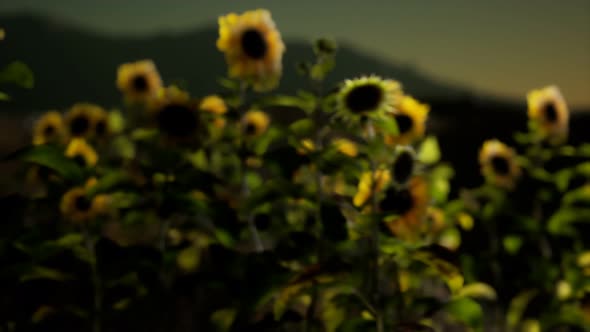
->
[310,57,336,81]
[53,233,84,248]
[445,297,483,330]
[3,145,83,182]
[371,114,399,136]
[0,61,34,88]
[260,95,316,113]
[503,235,523,254]
[211,308,237,332]
[20,266,70,282]
[0,91,9,101]
[111,136,135,160]
[289,118,315,136]
[457,282,497,301]
[418,136,441,165]
[507,290,537,330]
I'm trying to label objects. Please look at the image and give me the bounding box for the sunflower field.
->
[1,9,590,332]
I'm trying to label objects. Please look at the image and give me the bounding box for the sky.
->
[1,0,590,108]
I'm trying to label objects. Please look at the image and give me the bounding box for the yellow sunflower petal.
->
[65,138,98,167]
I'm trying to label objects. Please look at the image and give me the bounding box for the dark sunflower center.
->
[43,125,56,137]
[132,74,149,92]
[490,156,510,175]
[73,154,87,167]
[395,114,414,134]
[393,152,414,184]
[345,84,383,113]
[244,122,258,136]
[95,120,107,136]
[156,104,198,138]
[74,195,91,211]
[380,188,414,214]
[543,103,558,123]
[241,29,267,59]
[70,115,90,136]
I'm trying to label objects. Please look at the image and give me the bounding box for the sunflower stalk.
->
[366,120,384,332]
[237,81,264,252]
[83,224,102,332]
[304,81,326,332]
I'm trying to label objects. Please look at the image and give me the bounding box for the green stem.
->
[236,82,263,252]
[364,119,384,331]
[83,226,102,332]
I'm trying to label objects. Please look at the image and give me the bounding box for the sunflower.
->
[384,95,429,146]
[479,139,521,189]
[199,95,227,115]
[337,76,401,123]
[353,168,391,207]
[217,9,285,91]
[91,106,110,139]
[60,186,110,223]
[116,60,162,102]
[32,111,66,145]
[150,87,200,141]
[65,103,104,138]
[200,95,227,130]
[527,85,569,144]
[332,138,358,157]
[391,146,416,186]
[242,110,270,138]
[65,138,98,167]
[381,176,429,241]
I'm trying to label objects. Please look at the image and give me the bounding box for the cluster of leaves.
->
[455,88,590,331]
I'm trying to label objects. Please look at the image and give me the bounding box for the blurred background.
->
[1,0,589,188]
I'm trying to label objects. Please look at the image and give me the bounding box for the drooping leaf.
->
[457,282,497,301]
[3,144,83,182]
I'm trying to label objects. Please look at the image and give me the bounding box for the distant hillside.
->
[0,13,468,113]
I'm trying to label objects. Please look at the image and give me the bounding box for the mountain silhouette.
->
[0,13,588,190]
[0,13,468,113]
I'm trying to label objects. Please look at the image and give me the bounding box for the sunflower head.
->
[242,110,270,138]
[200,95,228,115]
[391,146,416,186]
[65,103,106,139]
[217,9,285,92]
[384,95,429,146]
[337,76,401,123]
[527,85,569,145]
[381,176,429,241]
[32,111,66,145]
[332,138,358,158]
[116,60,162,103]
[65,138,98,168]
[60,186,109,223]
[353,168,391,208]
[479,139,521,189]
[150,87,200,142]
[91,106,110,139]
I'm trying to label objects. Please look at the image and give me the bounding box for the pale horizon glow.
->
[1,0,589,108]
